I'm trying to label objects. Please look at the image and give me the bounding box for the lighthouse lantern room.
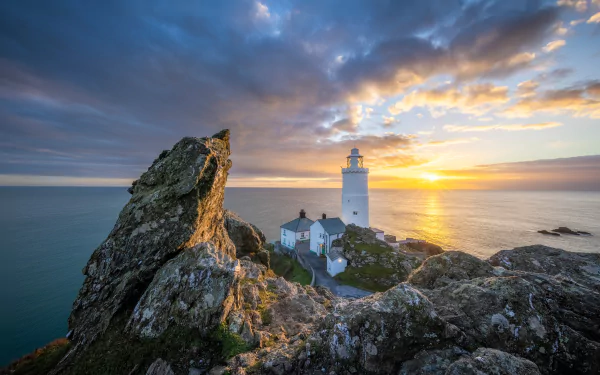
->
[341,148,369,228]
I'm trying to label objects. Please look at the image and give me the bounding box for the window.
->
[283,230,286,236]
[353,211,358,215]
[300,232,305,238]
[319,233,323,238]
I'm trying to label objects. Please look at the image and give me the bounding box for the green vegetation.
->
[5,338,71,375]
[211,324,251,359]
[257,288,277,325]
[268,249,311,285]
[56,311,253,375]
[352,242,391,255]
[335,265,396,292]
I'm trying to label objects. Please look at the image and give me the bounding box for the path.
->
[296,242,372,299]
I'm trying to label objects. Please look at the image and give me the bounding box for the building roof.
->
[327,250,347,262]
[371,227,384,233]
[280,217,314,232]
[315,217,346,234]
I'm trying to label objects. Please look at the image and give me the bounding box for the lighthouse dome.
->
[348,147,362,158]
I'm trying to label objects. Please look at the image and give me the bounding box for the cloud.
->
[516,80,540,97]
[254,2,271,19]
[505,81,600,118]
[588,12,600,23]
[389,83,509,116]
[0,0,575,185]
[382,116,397,127]
[557,0,588,12]
[425,137,479,146]
[543,39,566,52]
[433,155,600,190]
[444,122,562,132]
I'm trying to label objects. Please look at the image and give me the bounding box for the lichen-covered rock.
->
[422,273,600,374]
[146,358,175,375]
[445,348,541,375]
[224,210,266,258]
[67,131,234,352]
[489,245,600,291]
[127,243,260,338]
[408,251,495,289]
[398,347,469,375]
[404,241,444,257]
[398,347,541,375]
[307,284,467,374]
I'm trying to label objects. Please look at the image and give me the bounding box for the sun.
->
[422,173,441,182]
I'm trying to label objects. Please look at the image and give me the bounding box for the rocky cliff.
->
[6,130,600,375]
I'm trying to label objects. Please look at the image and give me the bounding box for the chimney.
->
[322,213,327,220]
[299,209,306,219]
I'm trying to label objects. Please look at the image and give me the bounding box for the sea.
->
[1,187,599,366]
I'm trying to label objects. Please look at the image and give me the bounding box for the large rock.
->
[338,225,422,290]
[408,251,495,289]
[307,284,468,374]
[445,348,541,375]
[489,245,600,291]
[421,272,600,374]
[224,210,266,257]
[68,131,235,351]
[126,243,257,338]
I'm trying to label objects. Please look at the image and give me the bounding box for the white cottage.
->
[309,214,346,255]
[326,250,348,277]
[280,209,314,249]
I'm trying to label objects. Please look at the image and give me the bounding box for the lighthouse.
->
[342,147,369,228]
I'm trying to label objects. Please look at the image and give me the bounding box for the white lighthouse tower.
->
[342,148,369,228]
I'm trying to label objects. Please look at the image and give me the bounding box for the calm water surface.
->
[1,187,599,365]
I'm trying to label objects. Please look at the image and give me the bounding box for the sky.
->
[0,0,599,190]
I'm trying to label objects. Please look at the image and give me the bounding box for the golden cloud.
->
[516,80,540,97]
[588,11,600,23]
[504,82,600,118]
[444,122,562,132]
[388,83,509,116]
[424,137,479,146]
[542,39,566,53]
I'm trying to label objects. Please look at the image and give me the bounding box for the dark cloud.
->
[0,0,566,182]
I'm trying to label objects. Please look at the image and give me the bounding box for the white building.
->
[309,214,346,255]
[326,250,348,277]
[342,148,369,228]
[280,209,314,249]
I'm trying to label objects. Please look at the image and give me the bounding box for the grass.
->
[269,250,311,285]
[353,242,391,255]
[4,338,71,375]
[335,265,397,292]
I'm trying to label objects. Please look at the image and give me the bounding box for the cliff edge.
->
[4,130,599,375]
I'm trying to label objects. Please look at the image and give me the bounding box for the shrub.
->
[6,338,71,375]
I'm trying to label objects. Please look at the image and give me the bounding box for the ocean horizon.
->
[1,186,599,365]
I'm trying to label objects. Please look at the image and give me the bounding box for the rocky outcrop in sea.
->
[5,130,600,375]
